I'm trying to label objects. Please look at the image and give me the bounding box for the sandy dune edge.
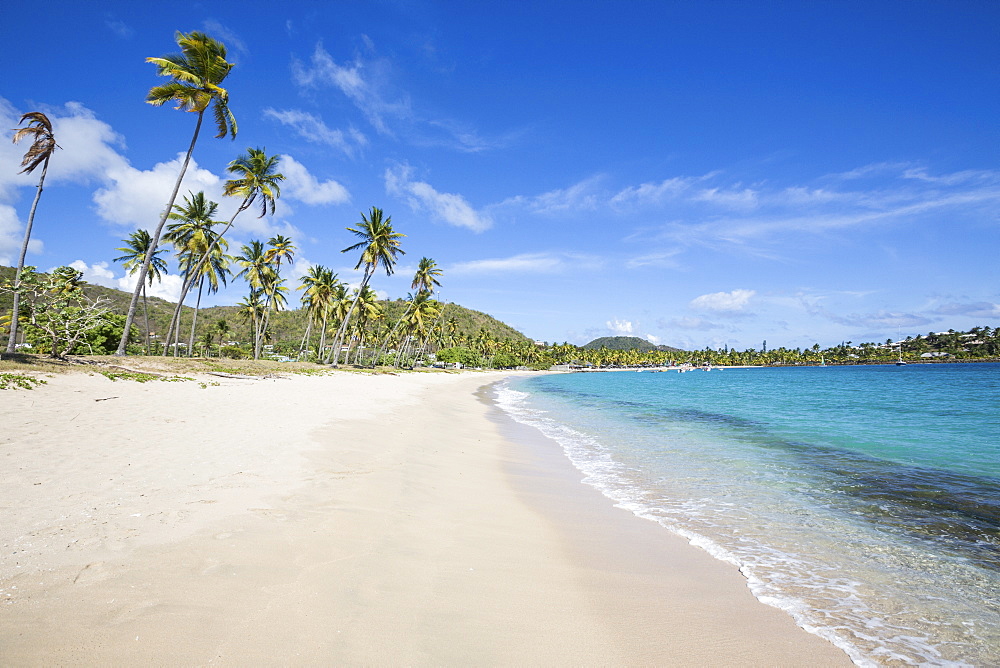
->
[0,370,848,665]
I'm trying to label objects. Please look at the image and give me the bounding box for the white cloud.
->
[385,163,492,232]
[607,319,633,334]
[502,176,604,215]
[645,334,661,344]
[690,289,756,312]
[92,154,223,229]
[263,108,367,156]
[280,155,351,206]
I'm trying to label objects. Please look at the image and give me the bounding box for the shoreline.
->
[1,370,849,664]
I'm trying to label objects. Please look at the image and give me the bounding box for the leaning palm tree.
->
[161,148,284,353]
[328,207,405,366]
[6,112,59,355]
[117,30,237,356]
[113,229,168,355]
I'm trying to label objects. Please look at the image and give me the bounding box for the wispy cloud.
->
[449,251,601,275]
[292,40,507,152]
[105,16,133,39]
[385,163,491,232]
[264,108,366,157]
[202,19,249,63]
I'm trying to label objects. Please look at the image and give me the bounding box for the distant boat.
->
[896,345,907,366]
[820,356,827,367]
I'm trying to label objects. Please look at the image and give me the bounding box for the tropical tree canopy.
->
[11,112,59,174]
[145,30,237,139]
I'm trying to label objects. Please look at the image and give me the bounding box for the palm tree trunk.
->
[141,285,151,356]
[317,312,329,360]
[116,111,205,356]
[5,157,49,355]
[187,277,204,357]
[297,318,312,360]
[164,269,193,357]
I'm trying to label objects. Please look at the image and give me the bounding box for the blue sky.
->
[2,0,999,349]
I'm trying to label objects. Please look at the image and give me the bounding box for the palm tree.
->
[411,257,442,294]
[256,235,295,359]
[181,233,229,356]
[161,148,284,353]
[6,112,59,355]
[234,241,275,358]
[328,207,405,366]
[116,31,237,356]
[297,265,339,359]
[398,291,440,367]
[236,290,265,352]
[113,229,168,355]
[162,191,225,355]
[349,286,383,364]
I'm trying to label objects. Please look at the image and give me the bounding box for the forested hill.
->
[0,265,530,346]
[582,336,685,353]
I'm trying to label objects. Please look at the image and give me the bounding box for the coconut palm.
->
[116,31,237,355]
[6,112,59,355]
[256,235,295,359]
[234,240,276,358]
[113,229,168,355]
[328,208,405,366]
[297,265,339,359]
[348,286,383,364]
[161,148,284,354]
[398,291,440,367]
[180,233,229,356]
[411,257,442,294]
[162,191,225,355]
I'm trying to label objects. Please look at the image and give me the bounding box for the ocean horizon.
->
[496,363,1000,666]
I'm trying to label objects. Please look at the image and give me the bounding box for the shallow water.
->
[496,364,1000,666]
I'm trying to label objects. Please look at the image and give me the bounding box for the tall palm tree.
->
[373,258,442,366]
[236,290,265,352]
[161,148,284,352]
[162,191,224,354]
[256,235,295,359]
[113,229,168,355]
[234,240,275,358]
[181,233,229,356]
[6,112,59,355]
[328,207,405,366]
[297,265,338,359]
[117,31,237,356]
[398,291,440,367]
[349,285,383,364]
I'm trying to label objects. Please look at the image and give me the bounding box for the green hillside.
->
[0,265,530,352]
[582,335,684,353]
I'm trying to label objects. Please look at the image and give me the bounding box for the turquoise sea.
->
[495,363,1000,666]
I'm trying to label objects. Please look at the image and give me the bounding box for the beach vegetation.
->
[0,372,47,390]
[1,267,117,359]
[117,30,238,355]
[6,112,59,357]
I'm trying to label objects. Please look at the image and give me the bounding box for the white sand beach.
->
[0,369,850,665]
